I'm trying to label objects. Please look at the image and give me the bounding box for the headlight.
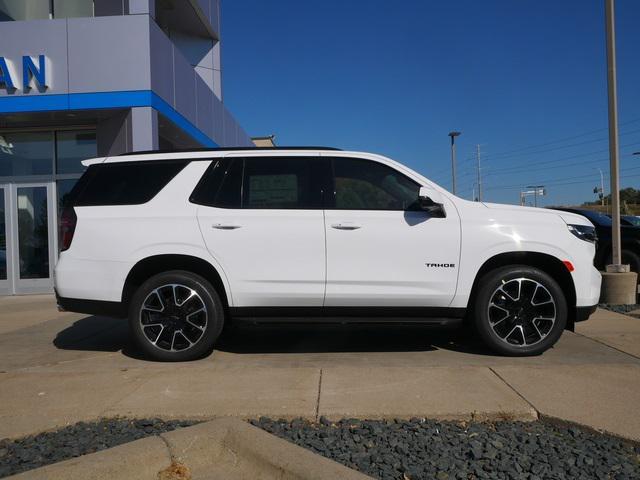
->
[567,224,597,243]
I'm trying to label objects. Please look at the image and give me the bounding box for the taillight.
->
[59,207,77,252]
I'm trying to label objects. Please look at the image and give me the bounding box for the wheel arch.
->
[122,254,231,311]
[467,251,577,329]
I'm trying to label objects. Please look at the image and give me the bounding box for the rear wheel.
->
[128,270,224,361]
[473,265,567,356]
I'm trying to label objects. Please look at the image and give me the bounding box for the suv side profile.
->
[55,148,601,361]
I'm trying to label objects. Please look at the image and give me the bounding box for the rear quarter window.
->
[68,160,189,207]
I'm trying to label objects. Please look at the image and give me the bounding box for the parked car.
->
[622,215,640,227]
[553,208,640,273]
[55,148,601,361]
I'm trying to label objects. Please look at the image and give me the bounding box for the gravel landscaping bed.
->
[0,418,199,478]
[3,417,639,479]
[598,303,640,316]
[254,417,640,480]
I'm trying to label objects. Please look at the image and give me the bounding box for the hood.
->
[481,202,594,227]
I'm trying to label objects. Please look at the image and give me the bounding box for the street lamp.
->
[605,0,624,272]
[448,131,461,195]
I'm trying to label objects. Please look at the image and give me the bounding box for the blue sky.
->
[221,0,640,206]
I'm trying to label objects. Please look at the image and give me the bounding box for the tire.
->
[473,265,567,356]
[128,270,224,361]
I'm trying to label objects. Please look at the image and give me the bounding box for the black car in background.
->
[553,208,640,274]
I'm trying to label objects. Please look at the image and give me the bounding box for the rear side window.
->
[69,160,189,207]
[191,157,327,209]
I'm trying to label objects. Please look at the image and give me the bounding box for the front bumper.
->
[575,305,598,323]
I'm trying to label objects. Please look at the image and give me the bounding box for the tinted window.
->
[243,157,321,209]
[55,130,96,174]
[330,158,421,210]
[190,159,230,206]
[191,157,326,209]
[70,160,188,207]
[0,131,53,176]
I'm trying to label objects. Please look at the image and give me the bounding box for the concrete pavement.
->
[0,295,638,441]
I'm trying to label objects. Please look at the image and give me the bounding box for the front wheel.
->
[128,270,224,361]
[473,266,567,356]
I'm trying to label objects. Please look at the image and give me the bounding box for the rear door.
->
[194,155,328,308]
[323,156,461,308]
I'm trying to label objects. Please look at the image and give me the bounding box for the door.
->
[0,186,9,295]
[195,156,328,308]
[3,183,56,294]
[323,157,461,308]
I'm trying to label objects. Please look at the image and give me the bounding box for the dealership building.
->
[0,0,252,295]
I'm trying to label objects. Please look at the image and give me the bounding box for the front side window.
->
[330,157,421,211]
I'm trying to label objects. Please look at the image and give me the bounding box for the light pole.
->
[605,0,624,272]
[448,131,461,195]
[600,0,636,305]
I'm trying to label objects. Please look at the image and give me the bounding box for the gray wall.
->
[0,3,251,148]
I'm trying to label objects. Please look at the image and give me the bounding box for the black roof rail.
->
[117,146,342,156]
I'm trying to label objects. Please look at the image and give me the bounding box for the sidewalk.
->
[0,296,638,441]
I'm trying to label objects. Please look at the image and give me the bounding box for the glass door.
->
[0,185,9,295]
[8,183,56,294]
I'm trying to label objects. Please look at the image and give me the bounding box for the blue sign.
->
[0,55,48,92]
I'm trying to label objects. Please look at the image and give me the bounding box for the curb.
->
[7,417,372,480]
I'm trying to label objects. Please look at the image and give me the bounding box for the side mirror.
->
[418,186,446,217]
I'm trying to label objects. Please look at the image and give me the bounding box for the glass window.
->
[55,130,96,174]
[243,157,316,209]
[53,0,93,19]
[0,0,49,21]
[71,160,189,206]
[56,178,77,213]
[331,157,421,211]
[214,159,243,208]
[189,159,230,206]
[0,188,6,280]
[0,132,53,177]
[17,186,49,279]
[190,157,327,210]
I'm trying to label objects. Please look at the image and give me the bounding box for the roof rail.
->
[117,146,342,156]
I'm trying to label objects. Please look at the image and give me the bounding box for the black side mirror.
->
[418,187,446,218]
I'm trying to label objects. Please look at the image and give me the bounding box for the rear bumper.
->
[56,291,126,318]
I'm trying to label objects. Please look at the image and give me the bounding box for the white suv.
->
[55,147,601,361]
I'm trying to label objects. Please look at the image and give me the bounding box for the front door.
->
[1,183,56,294]
[323,157,461,308]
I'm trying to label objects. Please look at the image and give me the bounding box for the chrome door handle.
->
[212,223,241,230]
[331,223,361,230]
